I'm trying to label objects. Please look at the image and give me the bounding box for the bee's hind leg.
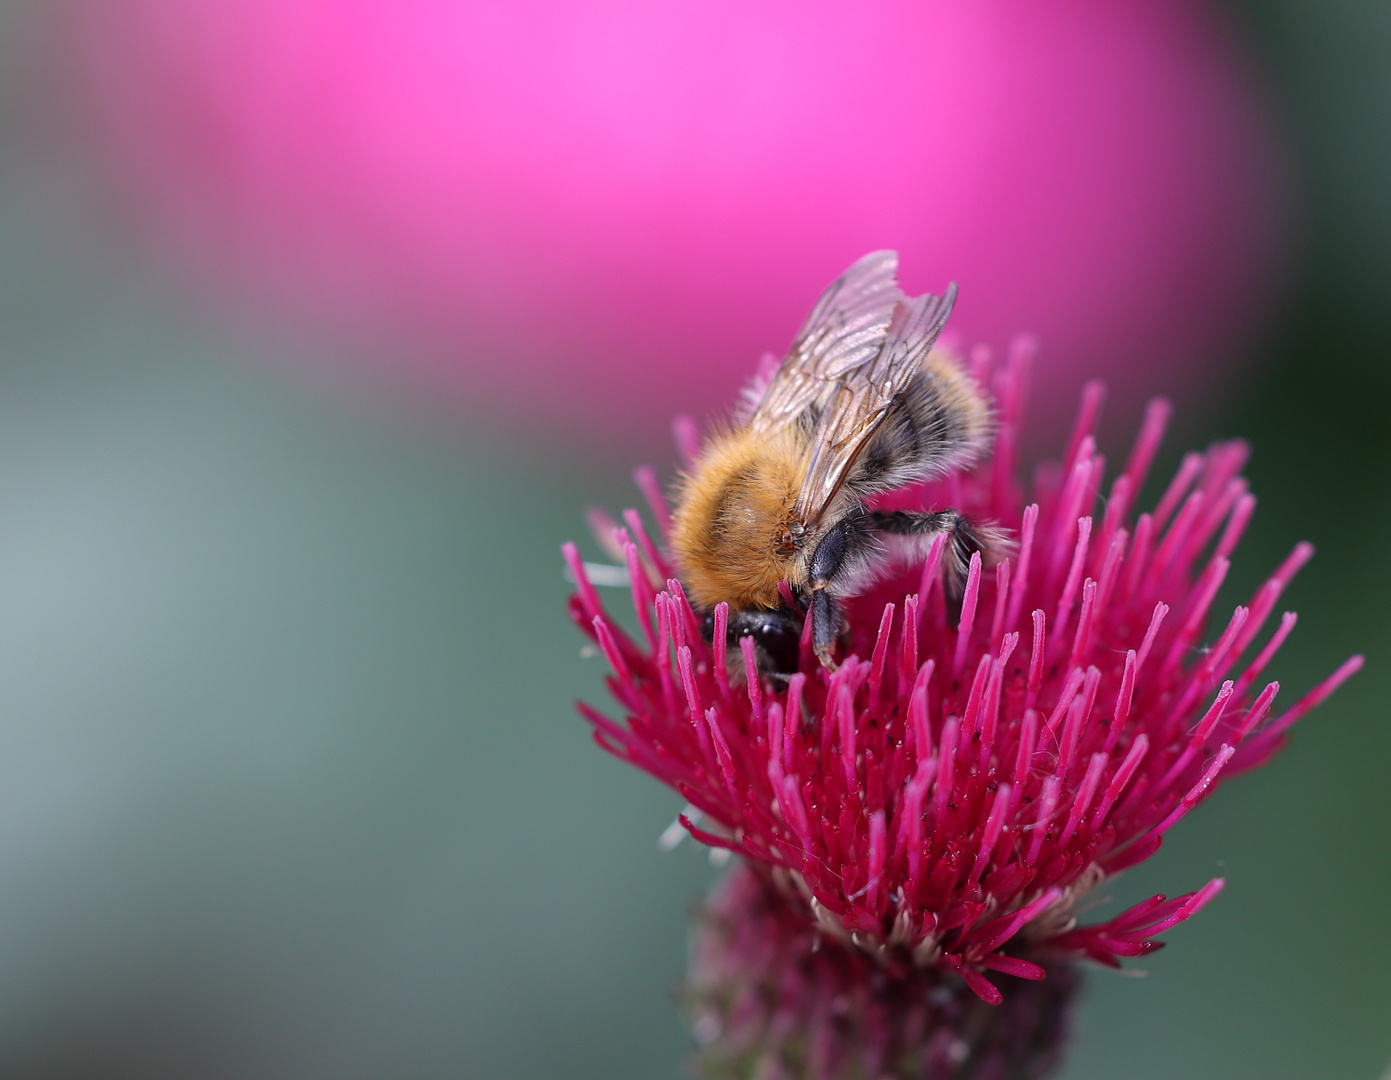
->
[866,509,1007,594]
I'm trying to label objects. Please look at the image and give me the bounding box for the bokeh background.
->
[0,1,1385,1077]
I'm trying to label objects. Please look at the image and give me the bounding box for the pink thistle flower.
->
[566,346,1359,1071]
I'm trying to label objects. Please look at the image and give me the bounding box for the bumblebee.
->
[670,251,999,674]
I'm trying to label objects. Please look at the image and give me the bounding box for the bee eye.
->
[753,621,800,676]
[722,611,801,675]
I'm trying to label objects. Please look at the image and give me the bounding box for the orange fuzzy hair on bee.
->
[670,426,809,612]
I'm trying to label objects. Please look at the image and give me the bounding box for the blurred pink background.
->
[71,0,1290,446]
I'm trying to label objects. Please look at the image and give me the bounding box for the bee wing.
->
[792,286,958,525]
[748,251,905,434]
[750,252,958,529]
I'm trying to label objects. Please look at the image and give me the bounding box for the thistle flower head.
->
[567,344,1359,1020]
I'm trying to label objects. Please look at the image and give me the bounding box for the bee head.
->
[702,607,803,678]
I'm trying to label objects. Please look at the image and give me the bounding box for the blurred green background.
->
[0,2,1387,1078]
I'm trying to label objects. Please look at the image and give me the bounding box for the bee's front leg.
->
[807,517,866,670]
[808,588,841,670]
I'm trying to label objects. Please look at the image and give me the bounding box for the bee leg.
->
[866,509,999,593]
[809,588,841,670]
[807,518,866,669]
